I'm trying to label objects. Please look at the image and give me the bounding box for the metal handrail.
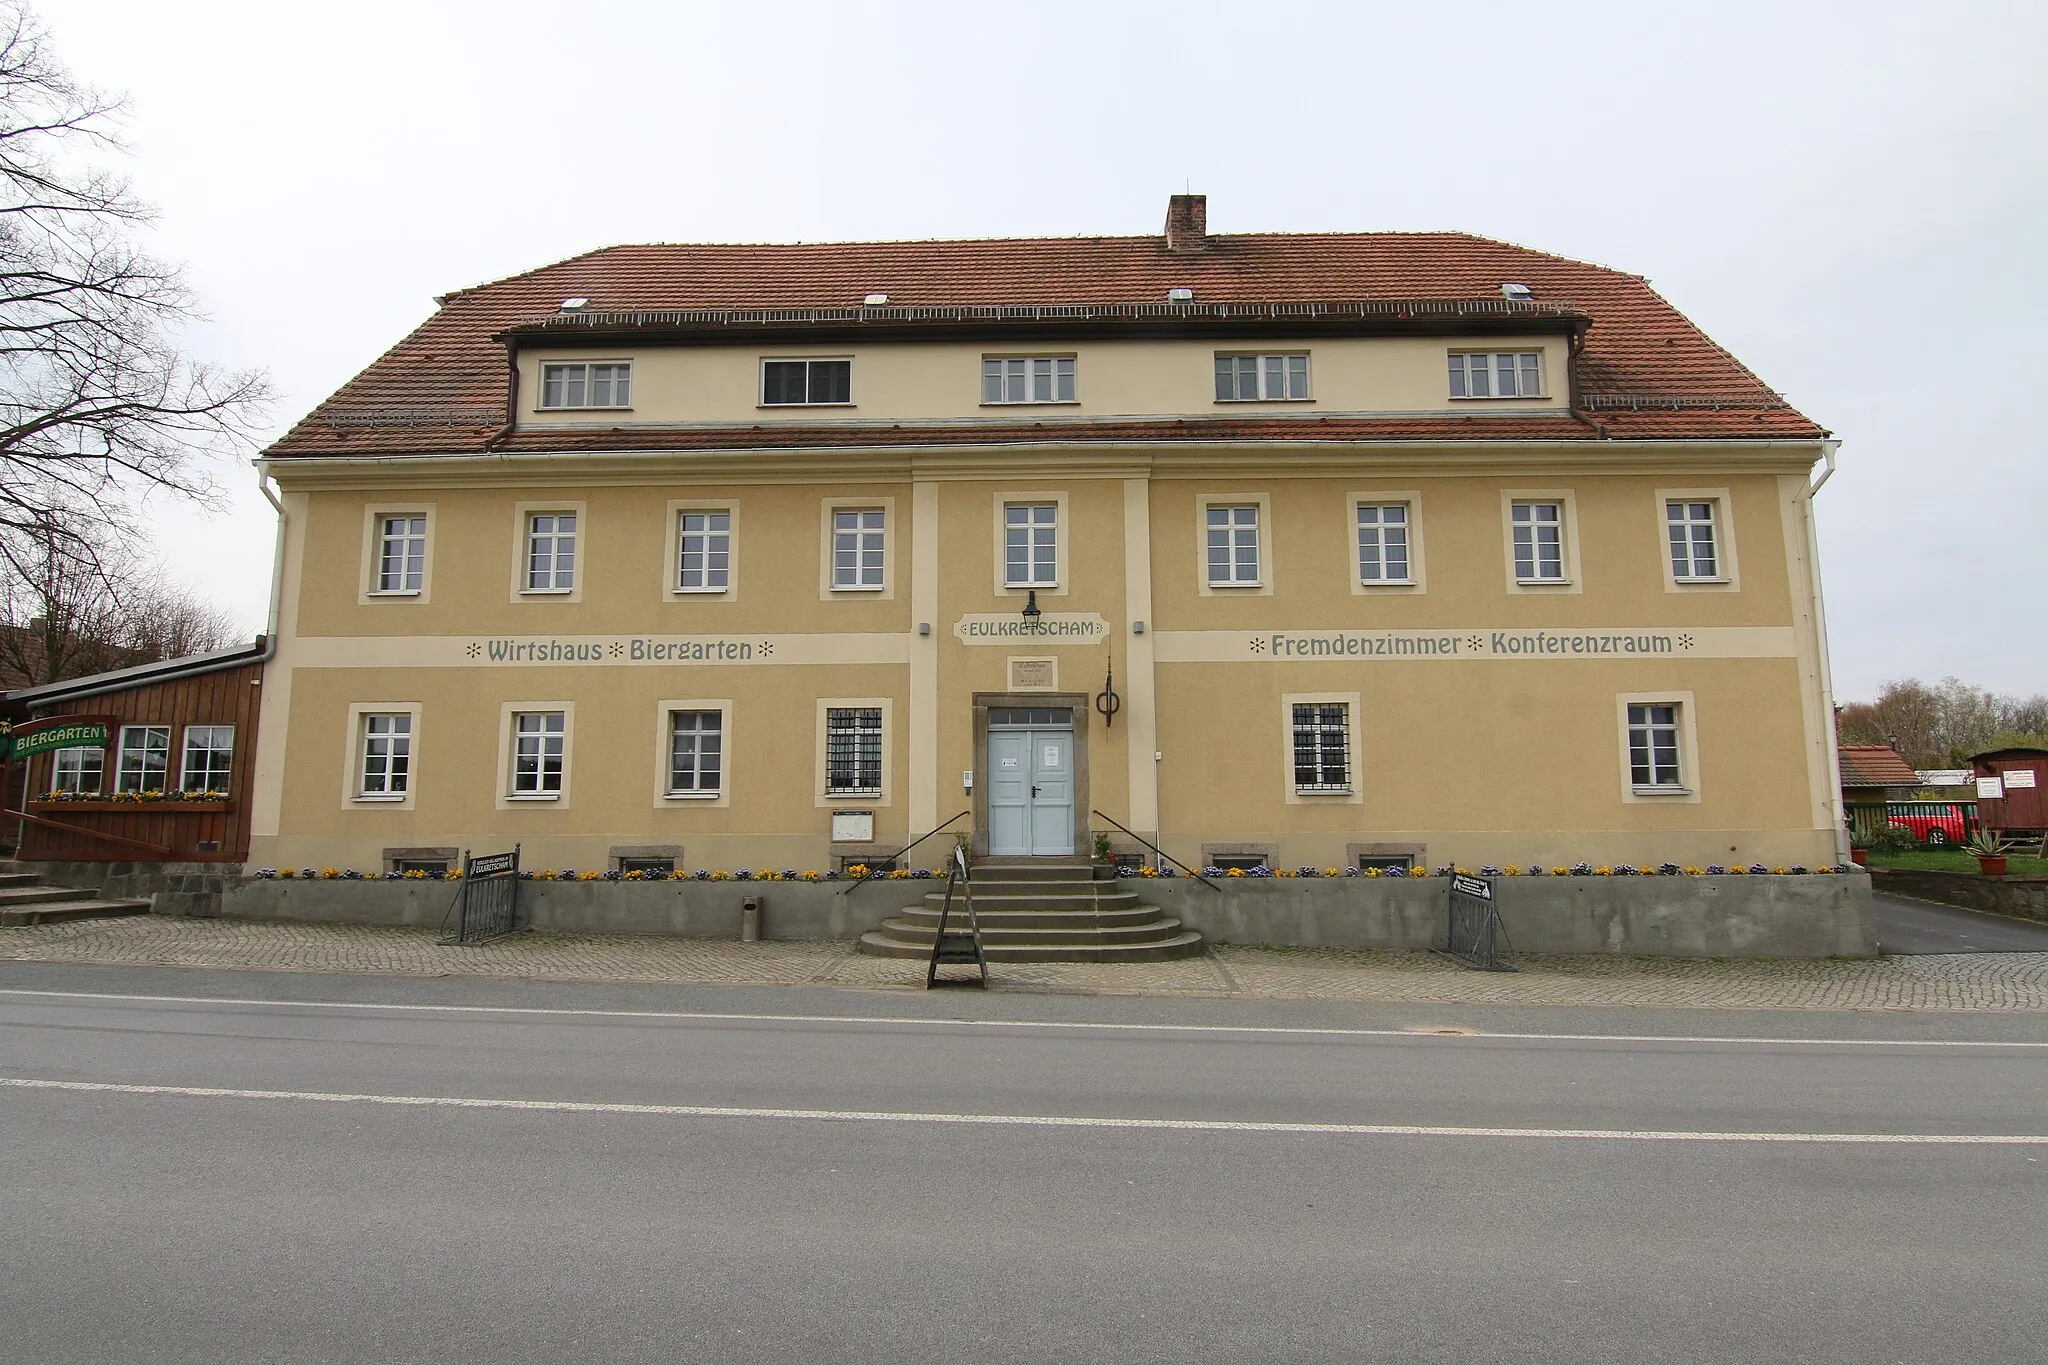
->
[836,811,970,895]
[1089,810,1220,891]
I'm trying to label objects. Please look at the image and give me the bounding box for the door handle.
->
[1030,785,1040,797]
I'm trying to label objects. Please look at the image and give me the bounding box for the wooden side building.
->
[5,641,269,863]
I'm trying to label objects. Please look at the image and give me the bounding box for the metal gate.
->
[443,845,521,944]
[1436,873,1514,971]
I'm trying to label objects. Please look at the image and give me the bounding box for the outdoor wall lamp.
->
[1021,590,1041,625]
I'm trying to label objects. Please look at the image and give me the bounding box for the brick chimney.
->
[1164,193,1208,254]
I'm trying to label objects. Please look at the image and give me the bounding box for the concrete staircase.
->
[0,869,153,926]
[858,861,1203,962]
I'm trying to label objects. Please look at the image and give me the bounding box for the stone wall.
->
[1869,869,2048,924]
[19,861,239,919]
[205,870,1876,958]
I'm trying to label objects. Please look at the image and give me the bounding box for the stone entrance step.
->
[0,870,152,926]
[857,858,1204,963]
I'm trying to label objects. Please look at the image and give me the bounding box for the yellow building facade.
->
[250,198,1844,876]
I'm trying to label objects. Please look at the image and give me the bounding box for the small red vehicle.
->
[1884,802,1972,847]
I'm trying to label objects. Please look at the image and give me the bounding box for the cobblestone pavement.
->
[3,916,2047,1011]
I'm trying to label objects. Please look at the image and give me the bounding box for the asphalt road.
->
[2,963,2045,1365]
[1873,890,2048,953]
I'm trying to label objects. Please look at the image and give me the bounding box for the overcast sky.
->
[41,0,2045,701]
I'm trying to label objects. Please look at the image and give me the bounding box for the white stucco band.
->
[1153,625,1796,663]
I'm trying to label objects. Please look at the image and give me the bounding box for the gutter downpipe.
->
[1801,440,1848,865]
[484,340,520,451]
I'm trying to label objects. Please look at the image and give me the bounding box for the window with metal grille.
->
[1004,503,1057,586]
[1511,501,1566,581]
[831,509,885,589]
[826,708,882,796]
[668,711,723,795]
[115,725,170,793]
[1210,854,1269,871]
[1291,704,1351,793]
[1448,351,1542,398]
[982,357,1076,404]
[1357,854,1414,872]
[525,512,577,592]
[619,857,675,876]
[52,746,103,794]
[1628,704,1683,789]
[180,725,233,791]
[675,510,731,591]
[1205,505,1260,585]
[511,712,565,795]
[1666,501,1720,580]
[761,358,852,405]
[538,362,632,409]
[376,515,426,593]
[1215,353,1309,402]
[360,714,411,797]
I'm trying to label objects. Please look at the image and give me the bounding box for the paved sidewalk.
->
[3,915,2046,1011]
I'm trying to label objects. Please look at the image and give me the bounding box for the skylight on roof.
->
[559,297,589,312]
[1501,282,1533,301]
[863,292,890,306]
[1167,287,1194,303]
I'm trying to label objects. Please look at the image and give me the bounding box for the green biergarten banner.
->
[2,720,111,761]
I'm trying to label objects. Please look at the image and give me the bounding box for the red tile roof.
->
[268,228,1826,458]
[1838,745,1920,789]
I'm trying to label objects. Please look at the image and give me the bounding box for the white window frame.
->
[1348,491,1425,595]
[1193,493,1273,595]
[1656,488,1739,592]
[359,504,434,603]
[1215,352,1310,403]
[180,725,234,793]
[114,724,171,794]
[1204,503,1261,587]
[830,508,887,591]
[536,360,633,410]
[1355,502,1412,585]
[523,510,578,594]
[495,702,574,808]
[666,709,725,797]
[652,699,733,806]
[1002,501,1060,589]
[669,506,734,595]
[357,712,413,801]
[1500,490,1582,593]
[982,356,1077,406]
[1281,695,1362,802]
[373,514,427,595]
[815,698,892,806]
[1617,692,1701,803]
[1448,350,1543,399]
[51,745,104,795]
[760,357,854,407]
[344,704,421,808]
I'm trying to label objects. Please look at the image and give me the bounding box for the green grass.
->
[1866,849,2048,877]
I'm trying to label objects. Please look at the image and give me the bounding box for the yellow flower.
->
[1323,867,1341,878]
[1364,867,1381,877]
[1226,867,1245,877]
[1594,866,1613,876]
[1504,865,1521,876]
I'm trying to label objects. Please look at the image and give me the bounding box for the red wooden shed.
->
[4,640,269,863]
[1970,748,2048,835]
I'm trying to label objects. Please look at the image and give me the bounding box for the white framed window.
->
[761,358,852,406]
[1205,505,1261,586]
[510,711,566,796]
[1628,703,1684,790]
[668,710,723,796]
[1448,351,1542,399]
[1666,500,1720,581]
[115,725,170,793]
[538,361,632,409]
[1290,703,1351,794]
[359,713,412,798]
[1215,353,1309,402]
[825,707,883,796]
[180,725,233,792]
[375,515,427,594]
[1511,501,1566,581]
[51,746,103,795]
[983,357,1076,405]
[831,509,886,590]
[675,510,732,592]
[1356,503,1411,583]
[1003,503,1058,587]
[525,512,577,592]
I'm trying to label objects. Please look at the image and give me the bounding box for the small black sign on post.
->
[926,846,989,988]
[1437,873,1514,972]
[443,844,521,945]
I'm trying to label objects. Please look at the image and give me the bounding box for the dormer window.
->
[762,358,853,406]
[1449,351,1542,399]
[539,361,631,409]
[983,357,1076,405]
[1216,353,1309,402]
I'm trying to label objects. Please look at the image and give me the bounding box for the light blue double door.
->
[988,723,1075,856]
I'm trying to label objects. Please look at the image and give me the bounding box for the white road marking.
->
[2,1075,2041,1144]
[0,986,2041,1049]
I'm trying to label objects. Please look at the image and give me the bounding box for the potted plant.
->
[1965,828,2011,876]
[1848,844,1869,867]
